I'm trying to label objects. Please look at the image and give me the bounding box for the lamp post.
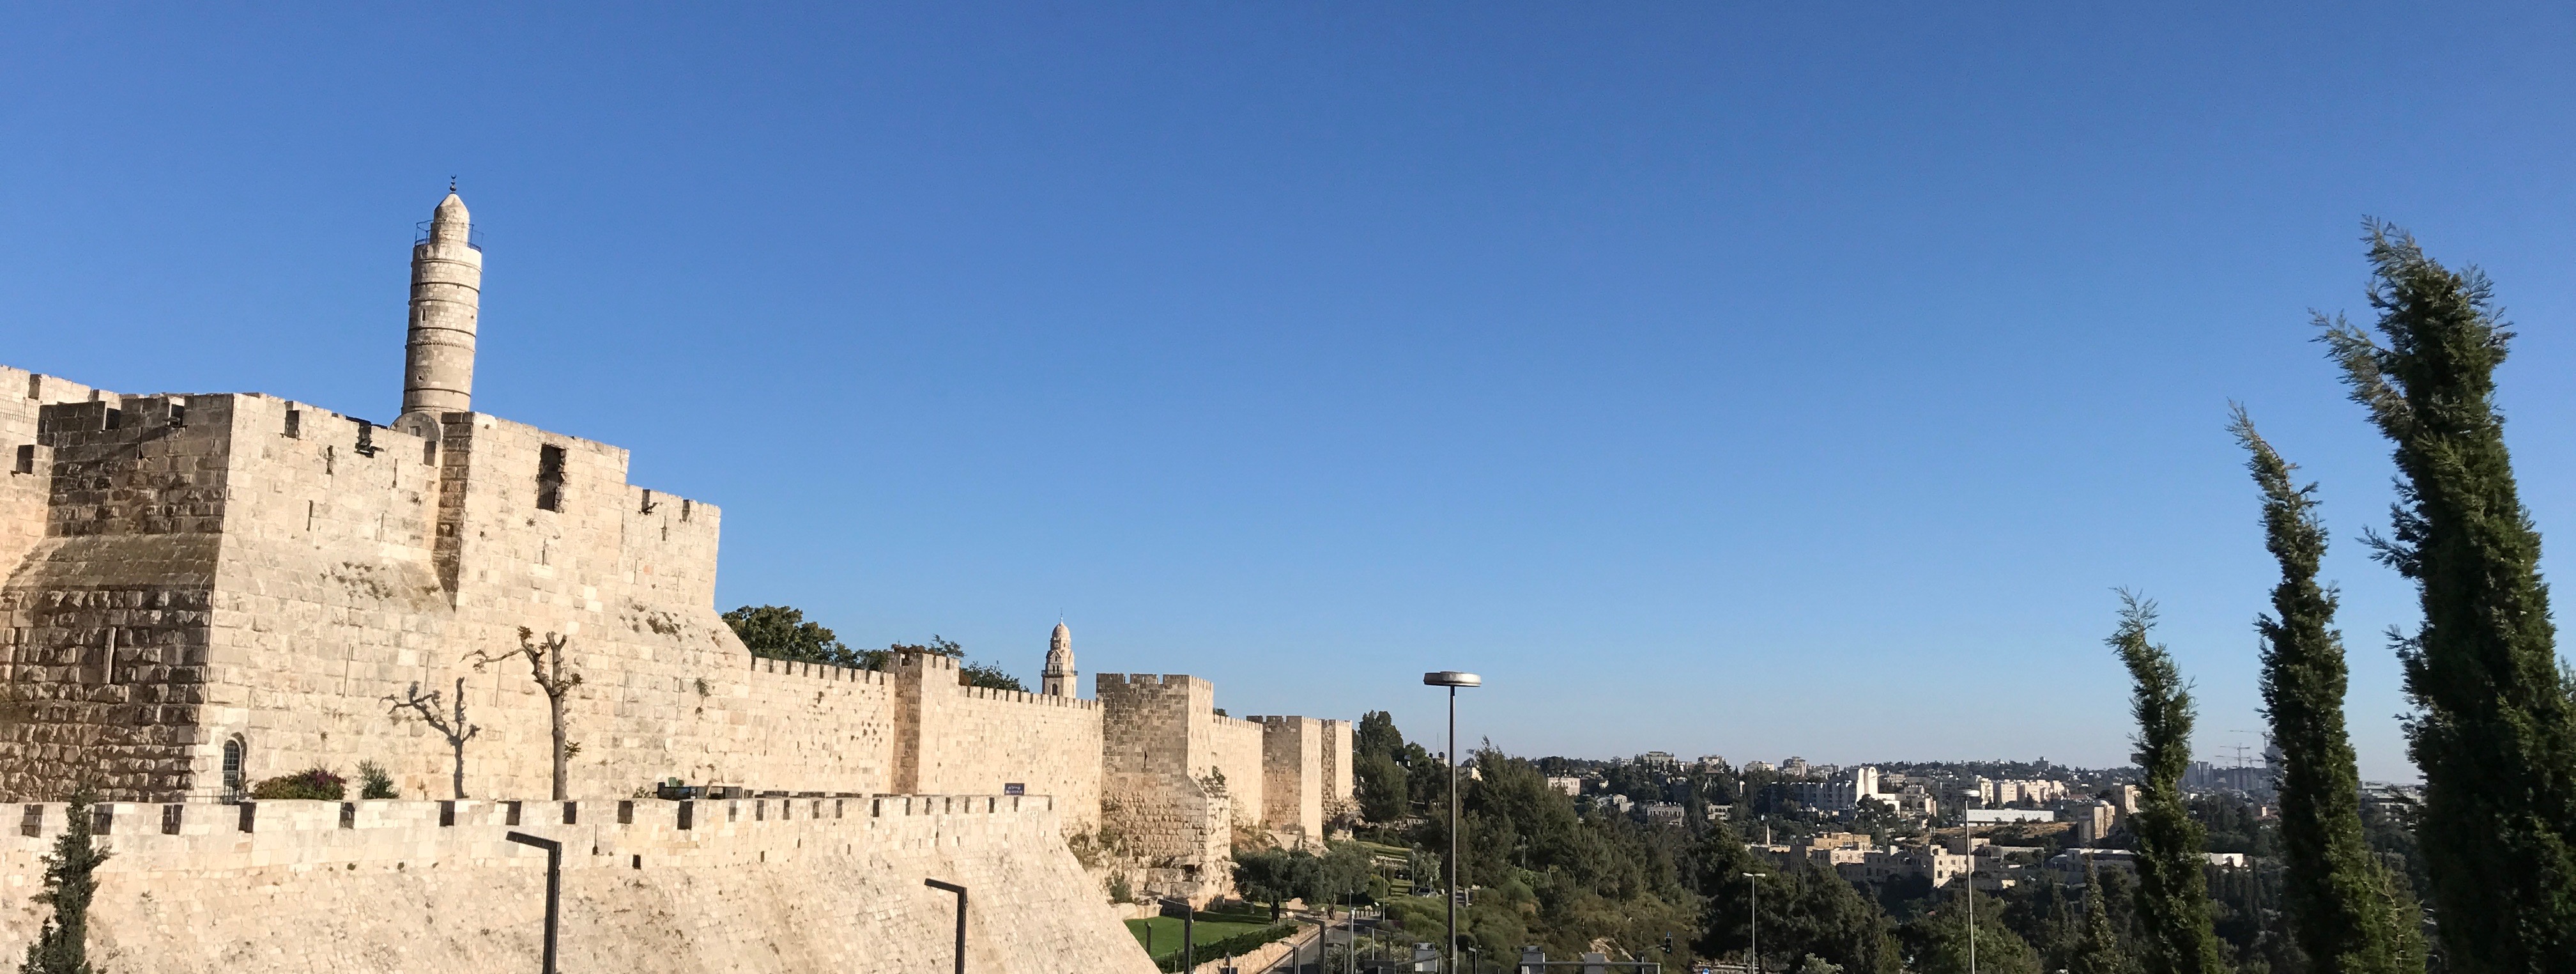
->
[505,831,562,974]
[1743,872,1767,974]
[1423,671,1481,973]
[926,879,967,974]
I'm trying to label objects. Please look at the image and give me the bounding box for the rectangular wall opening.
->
[536,444,565,511]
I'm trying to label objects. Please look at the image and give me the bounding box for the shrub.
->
[249,768,346,800]
[357,761,398,800]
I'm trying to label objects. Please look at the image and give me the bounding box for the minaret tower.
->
[1042,621,1075,697]
[401,187,483,419]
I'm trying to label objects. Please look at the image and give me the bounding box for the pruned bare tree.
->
[385,677,479,799]
[468,628,583,800]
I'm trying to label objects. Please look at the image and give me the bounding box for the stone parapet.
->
[0,796,1153,973]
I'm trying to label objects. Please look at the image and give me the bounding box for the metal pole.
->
[505,831,562,974]
[926,879,967,974]
[1448,684,1460,973]
[1742,872,1765,974]
[1963,828,1975,974]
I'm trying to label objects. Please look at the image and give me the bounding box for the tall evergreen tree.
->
[21,791,108,974]
[2232,410,2425,974]
[2065,856,2129,974]
[2322,222,2576,970]
[2106,594,2226,974]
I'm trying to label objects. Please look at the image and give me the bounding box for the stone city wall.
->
[0,363,1351,905]
[894,652,1104,832]
[0,796,1154,974]
[1317,718,1354,821]
[0,390,222,801]
[1255,715,1323,842]
[1205,711,1266,833]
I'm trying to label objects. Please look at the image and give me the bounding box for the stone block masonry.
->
[0,796,1155,974]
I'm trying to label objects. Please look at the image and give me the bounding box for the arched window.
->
[221,737,245,801]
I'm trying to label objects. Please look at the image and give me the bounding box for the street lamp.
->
[1743,872,1767,974]
[926,879,967,974]
[505,831,562,974]
[1423,670,1482,973]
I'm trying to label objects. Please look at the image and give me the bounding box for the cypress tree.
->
[22,790,109,974]
[2321,222,2576,971]
[2106,594,2225,974]
[2231,410,2424,974]
[2066,856,2129,974]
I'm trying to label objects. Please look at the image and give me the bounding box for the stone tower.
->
[1043,621,1075,696]
[401,190,482,419]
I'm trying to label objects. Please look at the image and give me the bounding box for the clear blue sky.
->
[8,4,2574,781]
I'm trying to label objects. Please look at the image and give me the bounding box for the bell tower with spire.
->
[401,185,482,419]
[1043,621,1075,697]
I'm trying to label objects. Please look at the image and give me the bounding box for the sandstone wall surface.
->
[1317,718,1354,821]
[0,796,1154,974]
[896,653,1103,833]
[1255,716,1322,842]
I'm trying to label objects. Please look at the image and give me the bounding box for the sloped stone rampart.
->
[0,797,1155,974]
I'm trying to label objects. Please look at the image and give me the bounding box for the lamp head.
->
[1423,671,1483,688]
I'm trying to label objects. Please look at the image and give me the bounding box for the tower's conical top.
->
[1051,621,1071,652]
[403,186,484,419]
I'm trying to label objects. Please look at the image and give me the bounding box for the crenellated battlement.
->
[751,656,889,685]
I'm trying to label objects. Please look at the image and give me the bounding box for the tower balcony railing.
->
[413,220,486,251]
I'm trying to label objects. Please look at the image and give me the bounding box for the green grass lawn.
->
[1125,915,1276,961]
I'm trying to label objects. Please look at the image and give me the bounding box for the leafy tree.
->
[1356,752,1409,823]
[723,605,862,666]
[1232,846,1319,920]
[1357,710,1406,761]
[958,661,1026,692]
[2234,410,2423,974]
[2322,221,2576,970]
[1310,840,1377,909]
[22,790,109,974]
[1696,820,1899,974]
[1901,887,2043,974]
[2106,594,2224,974]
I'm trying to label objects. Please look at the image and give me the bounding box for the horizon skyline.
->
[13,4,2576,783]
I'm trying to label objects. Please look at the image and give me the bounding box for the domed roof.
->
[1049,621,1071,654]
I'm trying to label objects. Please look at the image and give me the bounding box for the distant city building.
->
[1974,777,2071,807]
[2068,800,2117,846]
[1964,808,2054,824]
[1545,777,1583,797]
[2048,848,2248,883]
[1781,757,1813,778]
[2183,761,2276,795]
[1644,802,1687,826]
[1694,755,1728,773]
[1743,760,1775,775]
[1639,751,1678,769]
[1793,765,1883,812]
